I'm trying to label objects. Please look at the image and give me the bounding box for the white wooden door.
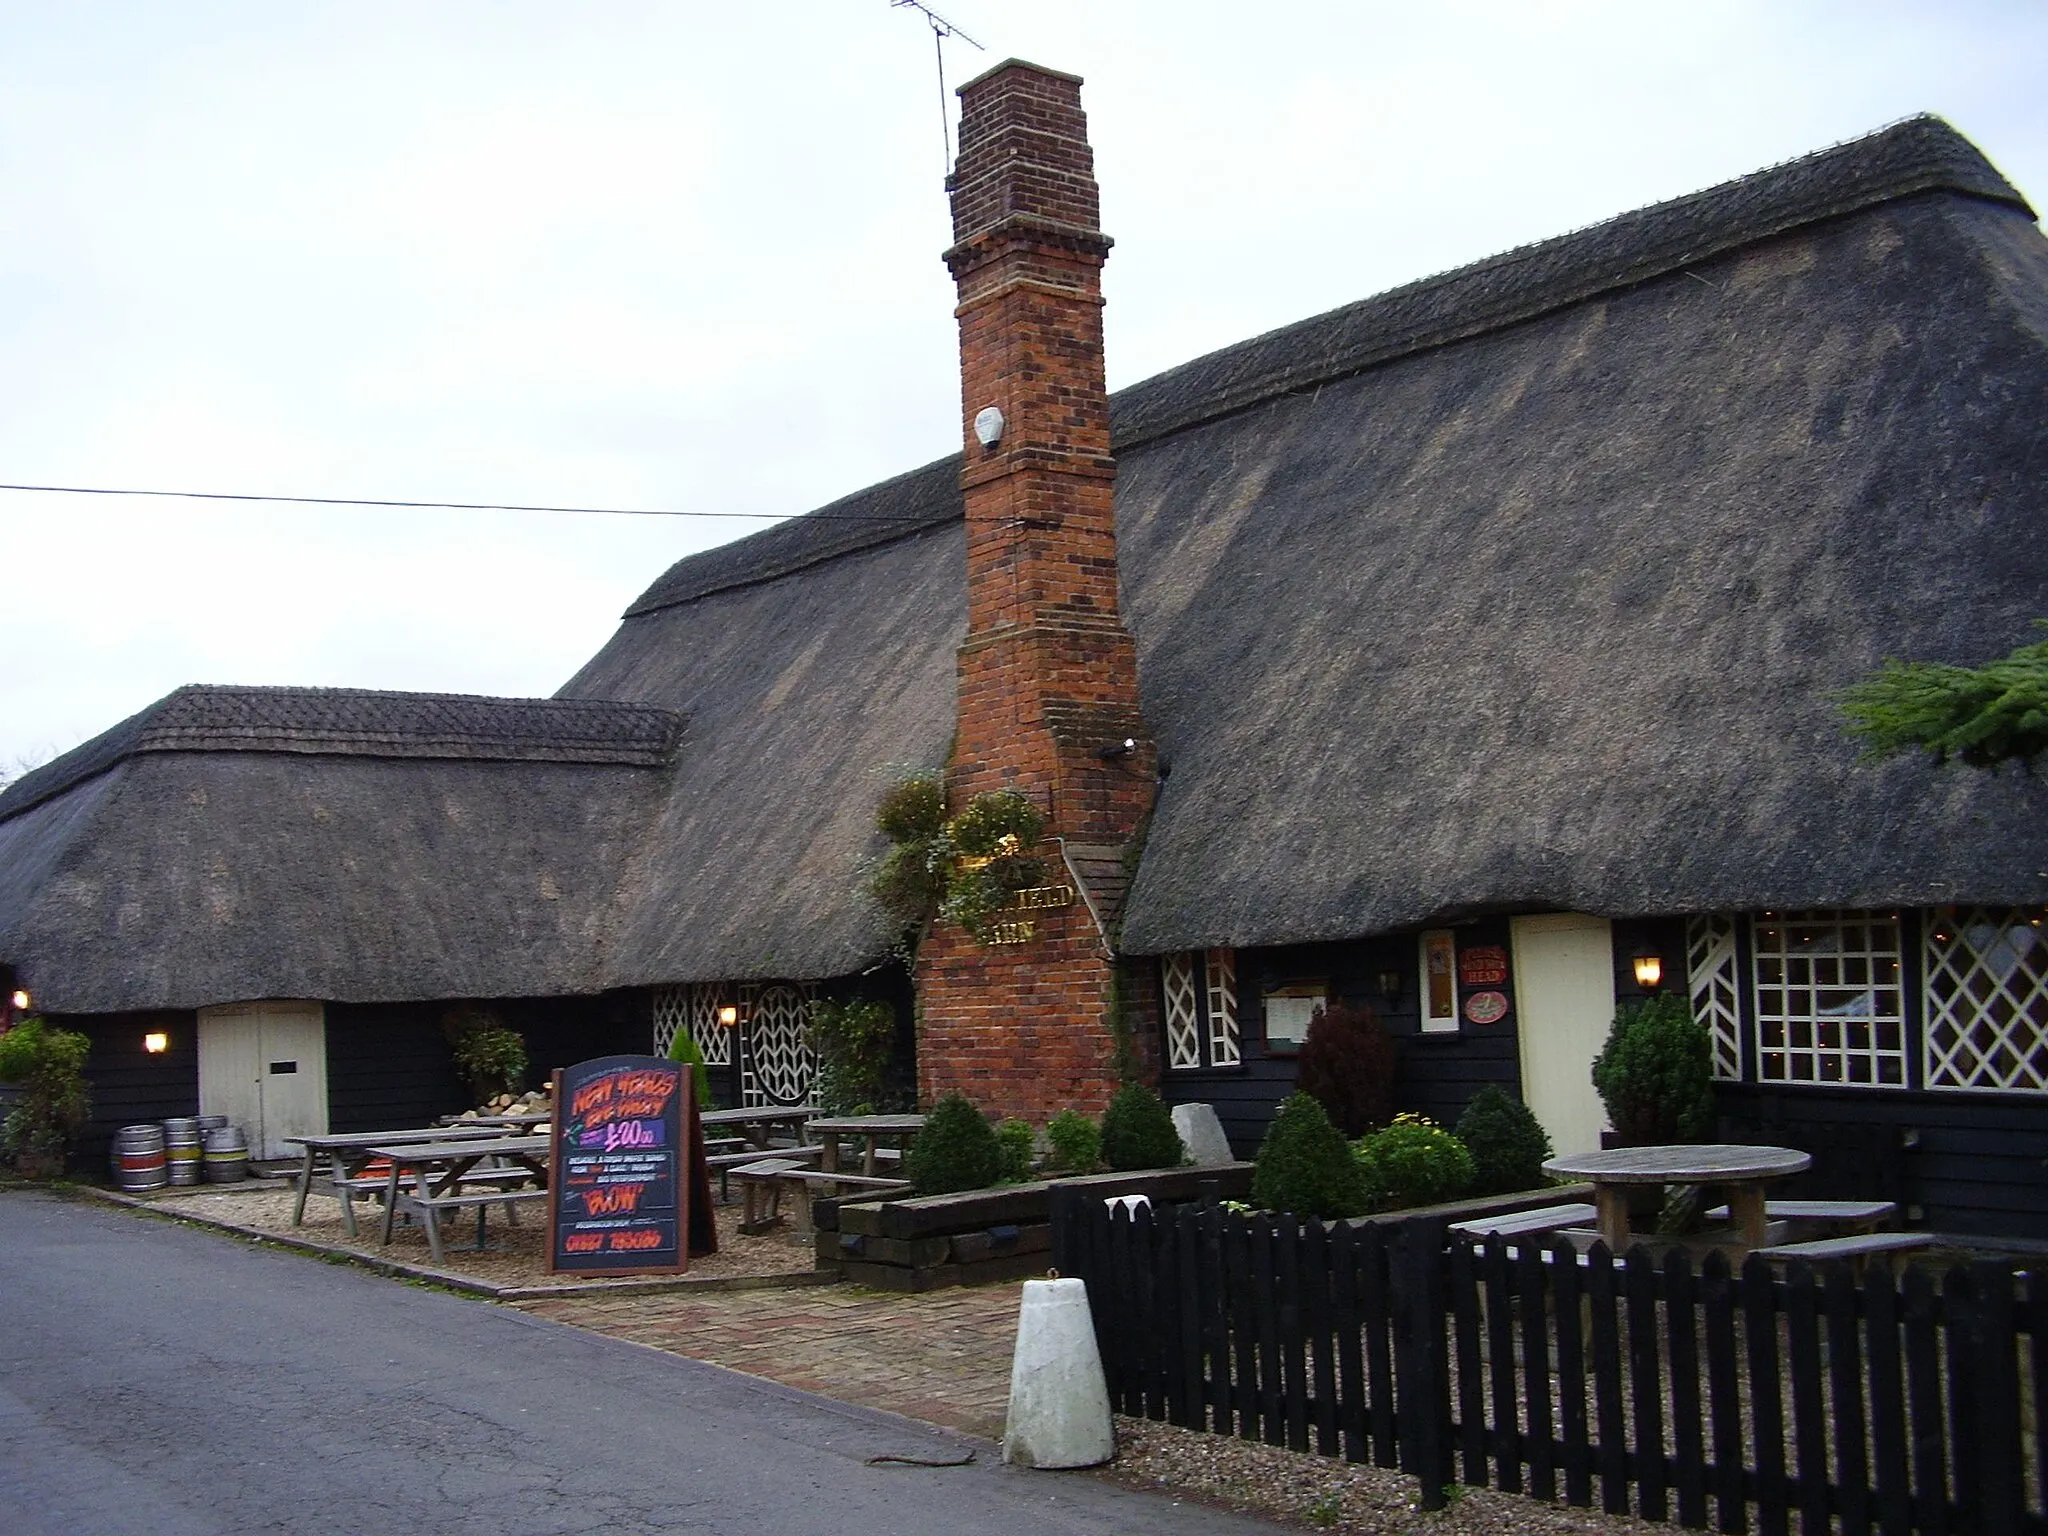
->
[198,1002,329,1160]
[1510,914,1616,1157]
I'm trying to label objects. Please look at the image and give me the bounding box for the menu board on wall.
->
[548,1054,696,1277]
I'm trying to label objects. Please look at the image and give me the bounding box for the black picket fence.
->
[1047,1188,2048,1536]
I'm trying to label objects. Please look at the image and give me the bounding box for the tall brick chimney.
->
[915,61,1155,1121]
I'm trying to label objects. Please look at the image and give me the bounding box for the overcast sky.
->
[2,2,2043,773]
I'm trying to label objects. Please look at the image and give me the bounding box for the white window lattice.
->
[1162,949,1240,1070]
[1752,910,1906,1088]
[1685,915,1743,1080]
[1205,949,1241,1067]
[651,983,733,1066]
[1924,906,2048,1094]
[741,982,815,1106]
[1163,952,1202,1070]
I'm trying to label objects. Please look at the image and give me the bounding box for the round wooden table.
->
[1542,1143,1813,1253]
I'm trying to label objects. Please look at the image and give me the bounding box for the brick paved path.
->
[518,1280,1024,1440]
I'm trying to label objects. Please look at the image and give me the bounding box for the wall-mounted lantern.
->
[716,1005,739,1029]
[144,1031,170,1054]
[9,989,28,1013]
[1631,947,1665,991]
[1376,968,1404,1007]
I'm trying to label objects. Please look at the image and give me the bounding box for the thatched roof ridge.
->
[1110,115,2026,451]
[0,685,684,823]
[624,456,963,617]
[619,117,2022,619]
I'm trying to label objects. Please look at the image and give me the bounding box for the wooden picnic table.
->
[1542,1142,1812,1254]
[367,1134,552,1246]
[700,1104,818,1149]
[284,1125,534,1236]
[806,1113,926,1176]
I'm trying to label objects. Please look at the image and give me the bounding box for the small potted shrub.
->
[1099,1083,1184,1171]
[1591,994,1715,1147]
[664,1028,714,1109]
[1353,1113,1474,1211]
[1251,1092,1368,1219]
[1454,1085,1552,1195]
[1295,999,1397,1137]
[906,1092,1003,1194]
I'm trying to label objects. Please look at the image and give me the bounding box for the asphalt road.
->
[0,1191,1283,1536]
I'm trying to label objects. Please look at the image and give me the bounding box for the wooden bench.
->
[1449,1203,1598,1240]
[1759,1231,1931,1273]
[709,1141,822,1201]
[729,1160,912,1235]
[395,1185,549,1264]
[1705,1199,1898,1239]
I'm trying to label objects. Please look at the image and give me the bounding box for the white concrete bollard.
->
[1002,1276,1115,1469]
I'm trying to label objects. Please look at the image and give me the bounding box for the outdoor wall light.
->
[1631,948,1665,991]
[9,989,28,1012]
[1377,968,1404,1007]
[1096,737,1136,761]
[716,1005,739,1028]
[144,1031,169,1054]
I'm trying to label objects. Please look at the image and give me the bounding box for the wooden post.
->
[1392,1217,1452,1510]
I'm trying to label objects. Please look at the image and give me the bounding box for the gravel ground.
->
[141,1180,817,1286]
[1105,1416,1669,1536]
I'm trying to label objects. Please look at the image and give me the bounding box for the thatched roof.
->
[0,688,680,1012]
[574,114,2048,970]
[7,115,2046,1009]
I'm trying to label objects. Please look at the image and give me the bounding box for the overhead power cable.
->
[0,482,930,524]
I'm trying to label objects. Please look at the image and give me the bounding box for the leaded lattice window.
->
[1924,906,2048,1094]
[1163,949,1240,1070]
[651,983,733,1067]
[1685,915,1742,1080]
[1752,910,1906,1088]
[740,981,815,1106]
[1205,949,1241,1067]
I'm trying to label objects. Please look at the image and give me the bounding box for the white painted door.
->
[1510,915,1616,1158]
[198,1002,330,1160]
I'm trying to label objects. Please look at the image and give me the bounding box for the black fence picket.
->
[1048,1194,2042,1536]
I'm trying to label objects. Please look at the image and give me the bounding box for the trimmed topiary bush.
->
[1353,1113,1475,1211]
[1295,999,1398,1137]
[1100,1083,1184,1171]
[996,1118,1036,1183]
[1251,1091,1369,1219]
[1592,993,1716,1145]
[1454,1084,1552,1195]
[1044,1108,1101,1174]
[906,1092,1003,1194]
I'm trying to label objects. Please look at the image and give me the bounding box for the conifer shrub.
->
[1044,1108,1102,1174]
[996,1118,1036,1183]
[1250,1091,1368,1219]
[663,1027,713,1109]
[906,1092,1003,1194]
[1353,1114,1475,1211]
[1294,999,1398,1137]
[1591,993,1716,1145]
[1454,1084,1552,1195]
[1099,1083,1184,1171]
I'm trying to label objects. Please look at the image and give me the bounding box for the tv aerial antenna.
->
[891,1,985,173]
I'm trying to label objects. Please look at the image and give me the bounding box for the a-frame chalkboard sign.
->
[547,1054,717,1276]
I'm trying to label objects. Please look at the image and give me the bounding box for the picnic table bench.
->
[395,1181,549,1264]
[1759,1230,1932,1274]
[729,1158,912,1235]
[286,1125,534,1237]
